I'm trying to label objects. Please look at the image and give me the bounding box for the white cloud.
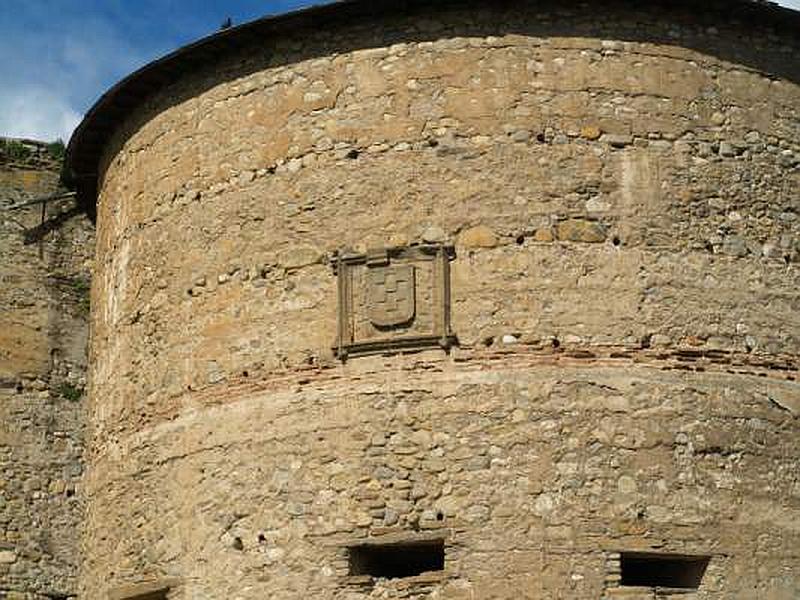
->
[778,0,800,9]
[0,86,82,142]
[0,9,147,144]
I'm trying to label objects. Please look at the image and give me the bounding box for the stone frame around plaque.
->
[332,244,457,359]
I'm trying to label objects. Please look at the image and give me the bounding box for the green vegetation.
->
[70,278,91,314]
[0,138,65,163]
[46,139,66,160]
[57,382,84,402]
[0,138,32,162]
[71,278,91,295]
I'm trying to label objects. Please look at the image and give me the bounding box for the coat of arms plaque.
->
[367,264,416,327]
[332,244,456,359]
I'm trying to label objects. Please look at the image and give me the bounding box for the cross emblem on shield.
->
[367,264,416,327]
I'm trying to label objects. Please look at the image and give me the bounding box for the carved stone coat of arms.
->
[332,244,456,359]
[367,265,416,327]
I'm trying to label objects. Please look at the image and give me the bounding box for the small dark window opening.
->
[349,539,445,579]
[124,589,169,600]
[620,552,709,589]
[129,594,167,600]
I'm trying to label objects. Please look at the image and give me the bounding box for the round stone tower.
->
[65,1,799,598]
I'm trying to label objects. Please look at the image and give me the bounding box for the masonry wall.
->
[0,140,93,599]
[86,2,799,598]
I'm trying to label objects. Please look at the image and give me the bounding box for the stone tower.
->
[63,0,799,598]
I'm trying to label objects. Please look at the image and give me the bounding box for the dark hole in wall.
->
[127,592,169,600]
[620,552,710,589]
[124,592,168,600]
[349,539,445,579]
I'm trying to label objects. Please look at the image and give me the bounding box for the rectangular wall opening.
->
[126,592,168,600]
[110,580,175,600]
[120,588,169,600]
[620,552,710,589]
[348,539,445,579]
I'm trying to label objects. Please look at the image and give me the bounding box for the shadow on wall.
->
[23,205,83,245]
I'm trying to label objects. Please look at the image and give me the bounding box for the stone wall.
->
[84,1,798,598]
[0,139,93,599]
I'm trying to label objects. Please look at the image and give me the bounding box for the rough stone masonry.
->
[0,138,93,599]
[11,0,800,598]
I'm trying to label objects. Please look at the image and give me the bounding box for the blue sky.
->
[0,0,332,142]
[1,0,798,143]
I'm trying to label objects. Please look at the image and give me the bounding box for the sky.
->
[1,0,798,144]
[0,0,332,143]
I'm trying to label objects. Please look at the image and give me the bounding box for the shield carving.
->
[367,264,416,327]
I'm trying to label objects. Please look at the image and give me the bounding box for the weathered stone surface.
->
[60,1,800,599]
[719,141,737,157]
[420,225,447,243]
[580,125,602,141]
[457,225,498,249]
[601,133,633,148]
[280,245,322,269]
[0,139,91,600]
[556,219,608,243]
